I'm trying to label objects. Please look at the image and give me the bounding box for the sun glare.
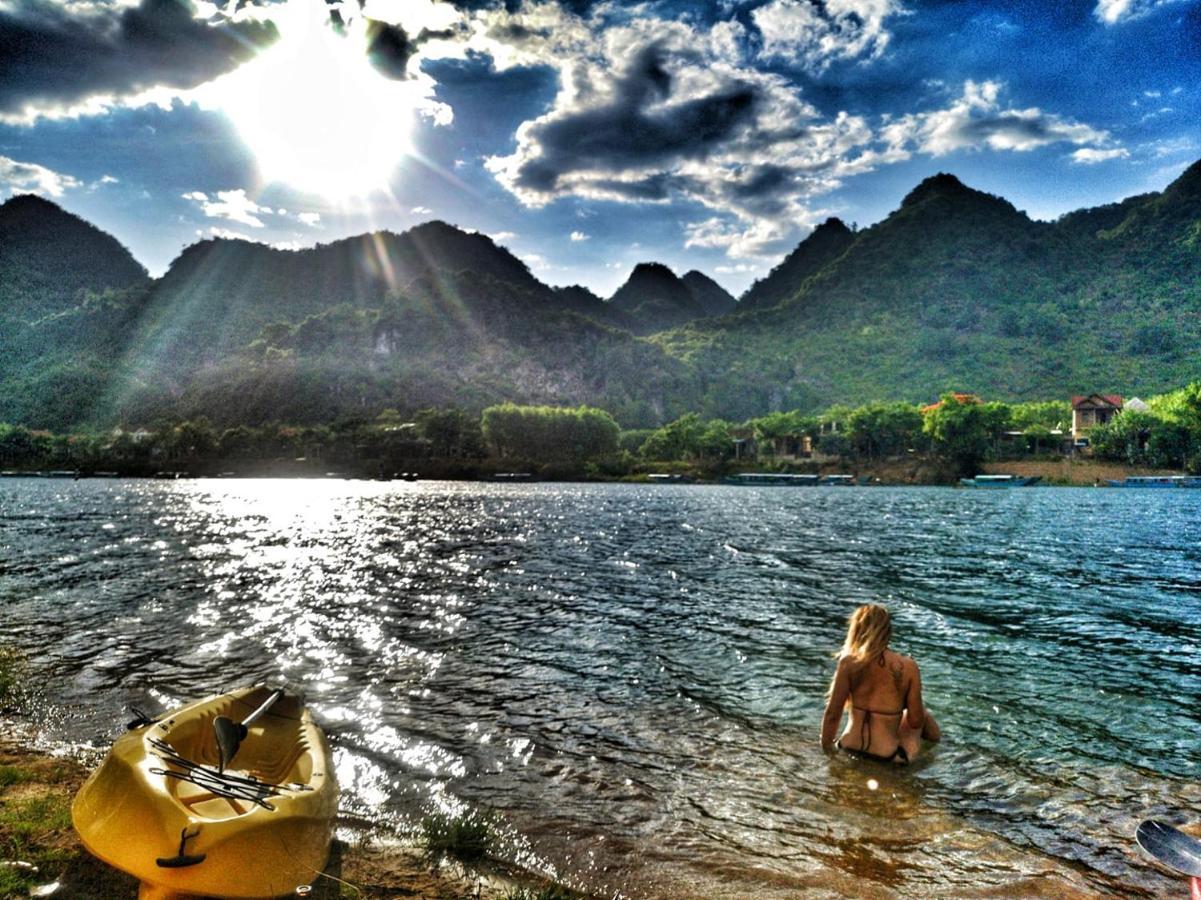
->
[200,3,415,198]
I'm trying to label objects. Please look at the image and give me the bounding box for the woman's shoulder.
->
[888,649,919,672]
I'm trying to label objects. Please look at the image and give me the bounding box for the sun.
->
[199,3,416,199]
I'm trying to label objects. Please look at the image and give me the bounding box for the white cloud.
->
[880,80,1115,157]
[488,230,517,242]
[182,188,270,228]
[1071,147,1131,164]
[0,156,80,197]
[410,206,433,215]
[570,231,590,241]
[752,0,904,73]
[297,211,321,227]
[1093,0,1190,24]
[197,225,255,242]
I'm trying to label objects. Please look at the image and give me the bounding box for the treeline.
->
[6,388,1201,478]
[1090,384,1201,470]
[631,396,1071,471]
[0,403,622,474]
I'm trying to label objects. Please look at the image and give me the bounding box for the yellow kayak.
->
[72,685,338,899]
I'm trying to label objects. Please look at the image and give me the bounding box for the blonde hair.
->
[827,604,892,702]
[838,603,892,665]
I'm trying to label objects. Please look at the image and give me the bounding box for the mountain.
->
[680,271,736,317]
[656,165,1201,418]
[609,262,738,333]
[5,157,1201,432]
[739,217,854,311]
[0,194,147,324]
[136,221,559,367]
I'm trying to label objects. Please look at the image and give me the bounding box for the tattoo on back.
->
[890,659,905,695]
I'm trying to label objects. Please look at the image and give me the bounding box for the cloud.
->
[752,0,904,73]
[198,225,255,242]
[296,211,321,227]
[0,155,81,197]
[880,80,1116,157]
[182,188,270,228]
[410,205,433,214]
[0,0,278,124]
[569,231,589,241]
[488,230,516,242]
[1071,147,1131,165]
[1093,0,1190,24]
[474,7,863,257]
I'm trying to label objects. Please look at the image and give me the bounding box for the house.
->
[920,393,981,414]
[1071,394,1123,442]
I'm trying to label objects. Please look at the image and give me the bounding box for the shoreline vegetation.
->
[0,644,578,900]
[4,387,1201,486]
[0,730,581,900]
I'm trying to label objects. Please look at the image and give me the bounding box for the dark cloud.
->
[511,43,758,194]
[364,19,415,79]
[0,0,278,120]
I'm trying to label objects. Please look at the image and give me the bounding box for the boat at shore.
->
[959,474,1042,487]
[723,473,821,486]
[1107,475,1201,488]
[72,685,337,900]
[647,473,695,484]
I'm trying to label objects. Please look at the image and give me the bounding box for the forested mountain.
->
[0,194,147,324]
[656,161,1201,419]
[3,157,1201,431]
[739,217,854,311]
[680,271,736,317]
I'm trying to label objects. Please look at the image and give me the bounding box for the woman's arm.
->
[820,658,851,749]
[906,661,940,741]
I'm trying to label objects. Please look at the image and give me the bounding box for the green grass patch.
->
[419,810,496,864]
[0,646,25,709]
[0,766,32,789]
[503,887,584,900]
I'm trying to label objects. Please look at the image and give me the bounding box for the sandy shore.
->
[0,730,571,900]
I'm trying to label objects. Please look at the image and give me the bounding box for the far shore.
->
[0,456,1186,487]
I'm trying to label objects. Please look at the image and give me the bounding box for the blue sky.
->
[1,0,1198,296]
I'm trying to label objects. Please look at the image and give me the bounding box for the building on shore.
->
[1071,394,1123,445]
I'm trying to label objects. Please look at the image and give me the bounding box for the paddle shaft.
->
[242,688,284,728]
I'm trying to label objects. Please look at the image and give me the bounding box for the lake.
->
[1,478,1198,897]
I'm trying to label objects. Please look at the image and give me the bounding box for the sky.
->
[0,0,1198,297]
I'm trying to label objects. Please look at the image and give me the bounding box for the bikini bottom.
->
[836,739,909,764]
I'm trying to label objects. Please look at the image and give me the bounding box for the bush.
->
[419,810,495,863]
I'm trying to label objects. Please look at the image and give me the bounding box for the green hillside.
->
[3,158,1201,431]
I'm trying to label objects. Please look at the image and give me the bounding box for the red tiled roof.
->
[921,392,981,413]
[1070,394,1123,409]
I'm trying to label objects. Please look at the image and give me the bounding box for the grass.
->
[502,887,583,900]
[0,647,24,710]
[419,810,497,864]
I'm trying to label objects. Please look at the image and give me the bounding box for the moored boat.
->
[820,474,856,486]
[723,473,821,486]
[72,685,337,900]
[959,474,1042,488]
[1106,475,1201,488]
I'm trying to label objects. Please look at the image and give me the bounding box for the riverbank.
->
[0,455,1185,486]
[0,728,577,900]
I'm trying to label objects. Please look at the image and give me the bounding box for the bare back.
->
[830,649,932,762]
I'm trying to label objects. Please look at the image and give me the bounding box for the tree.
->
[846,402,923,459]
[922,395,1010,472]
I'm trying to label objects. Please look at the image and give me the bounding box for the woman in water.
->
[820,603,940,763]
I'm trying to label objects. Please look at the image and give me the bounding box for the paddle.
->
[213,687,284,773]
[1136,819,1201,899]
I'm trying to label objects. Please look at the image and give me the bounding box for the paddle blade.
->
[1136,820,1201,877]
[213,715,245,773]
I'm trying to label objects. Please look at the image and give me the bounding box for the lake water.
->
[1,478,1198,897]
